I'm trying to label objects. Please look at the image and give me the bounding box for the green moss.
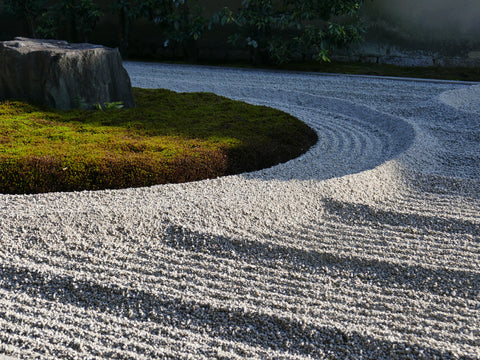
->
[191,59,480,82]
[0,88,317,194]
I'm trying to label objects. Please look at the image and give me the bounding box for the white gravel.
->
[440,84,480,115]
[1,62,479,359]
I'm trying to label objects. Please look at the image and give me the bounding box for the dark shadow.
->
[156,224,479,300]
[405,171,480,200]
[323,198,480,236]
[238,90,416,181]
[1,261,476,359]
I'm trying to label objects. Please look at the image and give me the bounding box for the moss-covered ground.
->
[0,88,318,194]
[270,61,480,82]
[180,59,480,82]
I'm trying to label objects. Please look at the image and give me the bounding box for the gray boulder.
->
[0,37,135,110]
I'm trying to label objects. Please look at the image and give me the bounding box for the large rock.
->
[0,37,135,110]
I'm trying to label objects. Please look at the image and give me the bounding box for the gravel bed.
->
[0,62,479,359]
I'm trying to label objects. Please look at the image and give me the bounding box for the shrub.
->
[213,0,365,64]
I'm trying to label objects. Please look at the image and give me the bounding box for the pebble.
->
[0,63,478,359]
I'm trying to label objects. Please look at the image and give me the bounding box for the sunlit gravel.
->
[0,62,479,359]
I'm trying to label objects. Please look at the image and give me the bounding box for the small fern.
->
[95,101,125,111]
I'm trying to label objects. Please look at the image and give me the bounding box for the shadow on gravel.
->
[158,224,479,300]
[323,198,480,236]
[409,173,480,199]
[239,92,416,182]
[1,261,474,359]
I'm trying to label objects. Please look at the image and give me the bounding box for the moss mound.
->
[0,88,318,194]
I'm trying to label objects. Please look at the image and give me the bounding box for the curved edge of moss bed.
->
[0,88,318,194]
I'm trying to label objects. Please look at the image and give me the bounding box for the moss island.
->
[0,88,318,194]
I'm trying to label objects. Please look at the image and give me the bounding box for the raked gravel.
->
[1,62,479,359]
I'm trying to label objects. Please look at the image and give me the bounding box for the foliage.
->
[5,0,102,40]
[108,0,208,58]
[213,0,365,64]
[111,0,174,55]
[94,101,125,110]
[3,0,207,58]
[151,0,208,60]
[110,0,138,54]
[0,88,317,194]
[2,0,365,64]
[73,96,88,109]
[58,0,103,41]
[3,0,48,36]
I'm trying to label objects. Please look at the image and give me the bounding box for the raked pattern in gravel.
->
[1,62,479,359]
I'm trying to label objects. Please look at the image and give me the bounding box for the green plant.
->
[3,0,48,37]
[73,96,88,109]
[6,0,103,41]
[94,101,125,110]
[111,0,171,56]
[35,11,58,38]
[0,88,317,194]
[213,0,365,65]
[59,0,103,42]
[152,0,208,61]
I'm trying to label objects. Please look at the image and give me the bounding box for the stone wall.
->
[336,0,480,67]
